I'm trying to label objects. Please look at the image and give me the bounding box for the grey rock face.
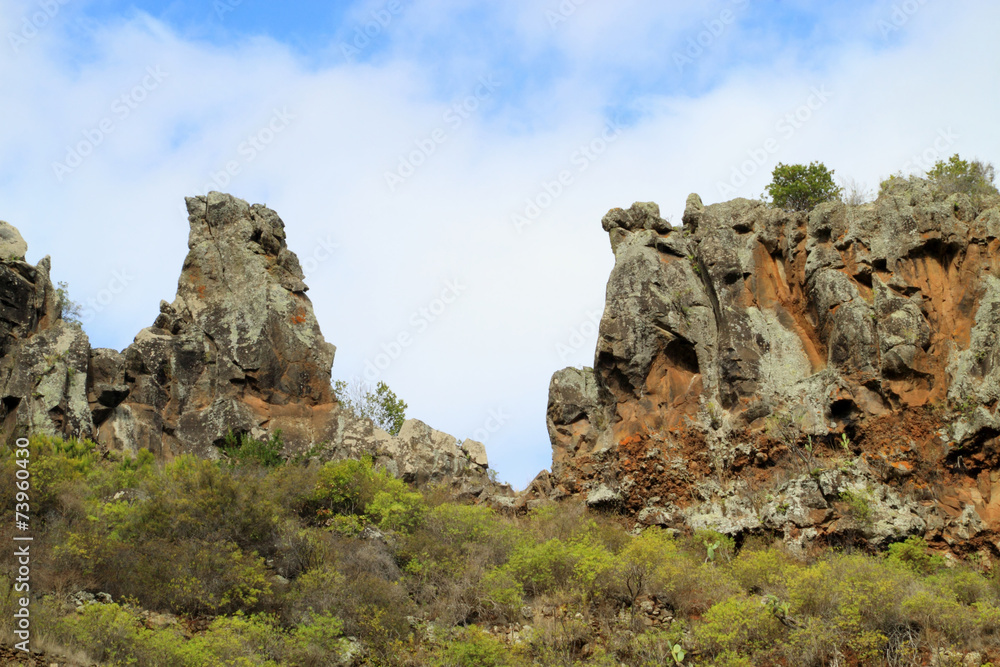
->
[0,195,504,499]
[461,438,489,468]
[98,192,337,457]
[0,248,93,442]
[546,183,1000,551]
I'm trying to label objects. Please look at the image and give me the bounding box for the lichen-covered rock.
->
[0,195,505,500]
[546,181,1000,552]
[0,246,93,442]
[97,192,337,457]
[461,438,489,468]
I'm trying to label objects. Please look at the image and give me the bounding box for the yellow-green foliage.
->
[657,554,740,616]
[309,456,427,532]
[729,545,800,596]
[433,625,521,667]
[887,535,945,576]
[56,603,329,667]
[694,595,785,658]
[51,454,282,615]
[17,435,1000,667]
[0,435,102,522]
[503,533,615,598]
[401,502,523,625]
[786,554,912,663]
[612,527,677,608]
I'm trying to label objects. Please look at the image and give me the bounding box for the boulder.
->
[0,221,27,261]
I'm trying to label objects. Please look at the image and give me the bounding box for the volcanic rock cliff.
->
[541,178,1000,555]
[0,193,500,497]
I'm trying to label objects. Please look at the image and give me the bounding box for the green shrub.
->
[478,567,524,622]
[504,535,614,598]
[401,503,522,625]
[785,616,840,667]
[184,613,284,666]
[887,535,945,576]
[309,456,425,532]
[367,480,427,533]
[612,527,677,609]
[656,556,740,616]
[765,162,842,211]
[285,611,351,667]
[434,625,517,667]
[788,554,913,663]
[926,154,998,198]
[221,429,285,467]
[334,378,408,435]
[161,540,273,615]
[728,546,799,597]
[120,454,283,553]
[309,457,378,516]
[58,602,188,667]
[903,589,978,643]
[55,280,83,323]
[9,435,100,522]
[839,488,874,530]
[288,562,413,656]
[694,595,785,658]
[926,567,996,606]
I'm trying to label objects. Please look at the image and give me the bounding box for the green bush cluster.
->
[333,378,409,436]
[51,602,349,667]
[9,434,1000,666]
[926,154,998,198]
[765,161,841,211]
[221,429,285,467]
[308,456,427,532]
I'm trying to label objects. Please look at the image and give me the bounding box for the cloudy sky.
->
[3,0,998,488]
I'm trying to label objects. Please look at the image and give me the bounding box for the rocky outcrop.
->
[0,235,93,443]
[96,192,338,458]
[546,178,1000,554]
[0,194,502,498]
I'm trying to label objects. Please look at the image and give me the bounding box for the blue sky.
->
[2,0,999,488]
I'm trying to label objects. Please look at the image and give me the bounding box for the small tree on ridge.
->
[765,161,842,212]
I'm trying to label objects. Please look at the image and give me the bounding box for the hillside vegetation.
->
[4,435,1000,666]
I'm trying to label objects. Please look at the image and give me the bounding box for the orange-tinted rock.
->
[546,180,1000,553]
